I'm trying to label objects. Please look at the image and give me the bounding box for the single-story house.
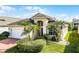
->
[0,13,68,40]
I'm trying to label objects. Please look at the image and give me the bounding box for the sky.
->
[0,5,79,22]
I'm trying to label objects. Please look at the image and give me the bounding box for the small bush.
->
[0,31,10,40]
[17,39,46,53]
[0,34,6,40]
[36,36,45,39]
[72,27,78,31]
[2,31,10,37]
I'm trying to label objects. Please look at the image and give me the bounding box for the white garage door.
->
[10,27,24,39]
[0,27,9,34]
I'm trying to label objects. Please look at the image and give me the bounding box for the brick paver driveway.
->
[0,39,17,53]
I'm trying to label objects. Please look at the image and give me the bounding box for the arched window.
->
[37,21,43,26]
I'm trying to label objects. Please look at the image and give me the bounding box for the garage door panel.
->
[10,27,24,38]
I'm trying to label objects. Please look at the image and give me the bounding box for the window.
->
[74,23,79,25]
[49,29,57,35]
[49,29,53,35]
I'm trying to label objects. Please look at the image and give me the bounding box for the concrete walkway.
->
[57,40,69,45]
[0,39,17,53]
[51,40,69,45]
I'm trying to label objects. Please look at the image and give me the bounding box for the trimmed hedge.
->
[65,31,79,52]
[65,31,79,46]
[17,39,46,53]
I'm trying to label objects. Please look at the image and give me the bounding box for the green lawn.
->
[5,46,19,53]
[41,43,65,53]
[6,43,67,53]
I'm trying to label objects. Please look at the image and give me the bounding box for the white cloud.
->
[26,6,33,11]
[25,6,48,14]
[0,10,5,13]
[0,5,16,13]
[19,6,49,18]
[56,14,68,20]
[58,14,68,17]
[15,15,21,18]
[55,14,72,22]
[23,12,37,18]
[73,15,79,19]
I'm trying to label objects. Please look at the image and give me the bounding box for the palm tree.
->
[31,25,40,39]
[19,21,33,40]
[20,21,32,32]
[20,21,40,40]
[20,21,32,26]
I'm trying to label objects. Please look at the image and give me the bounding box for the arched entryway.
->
[37,21,43,36]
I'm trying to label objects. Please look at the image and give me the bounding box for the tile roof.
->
[0,16,23,26]
[31,13,53,19]
[0,13,56,26]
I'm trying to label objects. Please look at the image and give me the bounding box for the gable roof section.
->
[31,13,52,19]
[30,13,56,22]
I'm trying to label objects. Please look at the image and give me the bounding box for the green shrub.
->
[76,45,79,53]
[72,27,78,31]
[36,36,45,39]
[17,39,46,53]
[65,31,79,46]
[0,34,6,40]
[0,31,10,40]
[2,31,10,37]
[65,31,79,52]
